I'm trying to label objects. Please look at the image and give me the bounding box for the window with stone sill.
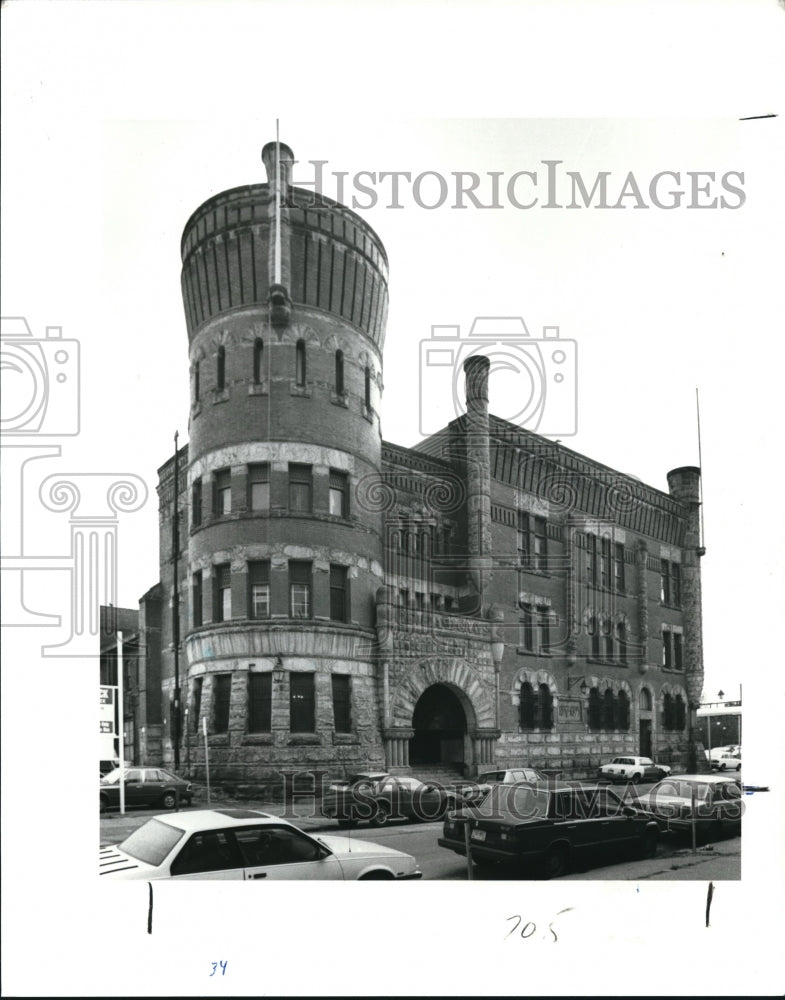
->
[660,560,682,606]
[518,512,548,572]
[213,674,231,734]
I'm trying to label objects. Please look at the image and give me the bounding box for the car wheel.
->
[736,764,742,772]
[719,763,726,771]
[371,803,391,828]
[358,871,395,880]
[631,773,642,784]
[639,827,658,859]
[161,791,177,809]
[337,819,357,829]
[543,845,569,879]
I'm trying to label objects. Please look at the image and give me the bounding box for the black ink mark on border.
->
[705,882,714,928]
[148,882,154,935]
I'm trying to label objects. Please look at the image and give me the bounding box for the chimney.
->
[464,355,492,607]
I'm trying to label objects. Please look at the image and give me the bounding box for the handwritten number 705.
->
[210,961,228,976]
[505,908,574,942]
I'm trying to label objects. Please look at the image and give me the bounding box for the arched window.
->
[640,688,652,712]
[663,692,674,730]
[335,350,344,395]
[364,366,372,410]
[538,684,553,730]
[616,622,627,664]
[617,690,630,731]
[253,338,264,384]
[674,694,686,731]
[602,688,616,730]
[295,339,306,387]
[519,682,535,730]
[588,687,601,731]
[588,616,600,658]
[217,346,226,391]
[193,360,200,402]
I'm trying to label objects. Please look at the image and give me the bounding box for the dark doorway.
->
[410,684,467,767]
[639,718,652,757]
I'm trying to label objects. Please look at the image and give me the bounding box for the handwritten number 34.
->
[210,961,228,976]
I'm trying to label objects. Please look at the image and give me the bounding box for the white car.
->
[597,756,671,784]
[711,752,742,772]
[100,808,423,881]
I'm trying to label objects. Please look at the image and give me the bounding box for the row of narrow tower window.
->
[191,465,350,525]
[192,561,350,626]
[190,672,351,736]
[193,341,372,405]
[520,684,687,732]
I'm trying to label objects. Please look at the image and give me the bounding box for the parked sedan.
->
[322,773,467,827]
[100,808,423,880]
[633,774,743,837]
[438,781,659,878]
[711,752,742,772]
[100,767,193,812]
[597,756,671,784]
[461,767,550,804]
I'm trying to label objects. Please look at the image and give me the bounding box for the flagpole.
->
[118,629,126,815]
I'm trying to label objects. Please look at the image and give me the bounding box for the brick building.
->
[136,141,706,784]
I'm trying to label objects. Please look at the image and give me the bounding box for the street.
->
[99,799,741,881]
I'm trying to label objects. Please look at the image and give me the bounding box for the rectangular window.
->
[586,533,598,585]
[248,463,270,511]
[672,563,681,605]
[517,511,530,567]
[520,603,534,651]
[614,543,625,591]
[214,469,231,517]
[192,479,202,528]
[192,570,203,628]
[214,563,231,622]
[329,470,349,518]
[332,674,352,734]
[661,560,671,604]
[537,605,550,653]
[673,632,683,671]
[533,517,547,570]
[192,676,203,731]
[600,536,611,588]
[288,463,312,513]
[290,672,315,732]
[213,674,231,733]
[662,629,672,669]
[248,561,270,619]
[329,564,348,622]
[248,672,272,733]
[430,593,442,612]
[289,561,312,618]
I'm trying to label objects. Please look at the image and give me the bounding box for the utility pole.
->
[172,431,181,770]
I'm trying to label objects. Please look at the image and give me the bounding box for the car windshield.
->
[118,819,186,866]
[478,772,504,783]
[475,784,550,821]
[653,780,711,800]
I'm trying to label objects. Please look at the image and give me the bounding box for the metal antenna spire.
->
[696,387,706,550]
[274,119,282,286]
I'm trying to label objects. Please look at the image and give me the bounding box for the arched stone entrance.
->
[410,683,468,768]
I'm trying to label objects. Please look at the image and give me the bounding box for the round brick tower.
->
[180,141,389,784]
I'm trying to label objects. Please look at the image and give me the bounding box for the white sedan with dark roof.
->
[100,808,422,881]
[597,756,671,784]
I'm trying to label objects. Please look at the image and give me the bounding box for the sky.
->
[2,1,785,996]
